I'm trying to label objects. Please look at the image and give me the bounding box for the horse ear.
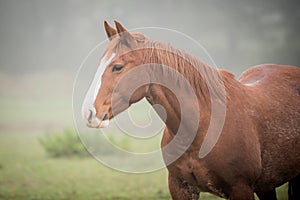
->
[114,20,137,48]
[114,20,128,33]
[104,21,117,40]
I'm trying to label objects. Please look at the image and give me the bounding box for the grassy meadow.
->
[0,71,288,200]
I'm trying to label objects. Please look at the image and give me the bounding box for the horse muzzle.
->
[83,107,110,128]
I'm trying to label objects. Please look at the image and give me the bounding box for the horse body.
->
[157,64,300,199]
[240,65,300,192]
[82,21,300,199]
[150,69,261,199]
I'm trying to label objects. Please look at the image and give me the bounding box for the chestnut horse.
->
[82,21,300,200]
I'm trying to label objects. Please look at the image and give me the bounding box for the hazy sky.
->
[0,0,299,75]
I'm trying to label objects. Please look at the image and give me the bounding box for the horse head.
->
[82,21,151,128]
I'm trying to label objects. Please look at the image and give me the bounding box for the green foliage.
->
[38,128,134,158]
[38,128,89,158]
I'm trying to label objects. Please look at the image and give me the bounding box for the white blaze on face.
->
[82,53,115,128]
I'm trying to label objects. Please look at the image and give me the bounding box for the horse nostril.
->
[88,109,93,124]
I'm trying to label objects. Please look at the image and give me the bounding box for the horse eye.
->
[112,65,124,72]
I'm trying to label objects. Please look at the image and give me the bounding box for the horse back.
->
[239,64,300,88]
[238,64,300,190]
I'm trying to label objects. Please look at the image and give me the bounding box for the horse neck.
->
[143,42,225,100]
[142,44,227,135]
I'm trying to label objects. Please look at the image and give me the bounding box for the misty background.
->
[1,0,300,74]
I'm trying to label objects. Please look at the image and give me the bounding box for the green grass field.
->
[0,131,169,200]
[0,131,224,200]
[0,131,289,200]
[0,72,289,199]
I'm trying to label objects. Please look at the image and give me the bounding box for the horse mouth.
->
[102,112,108,121]
[91,101,128,128]
[84,109,111,129]
[98,111,110,128]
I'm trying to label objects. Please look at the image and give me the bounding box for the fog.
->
[1,0,299,75]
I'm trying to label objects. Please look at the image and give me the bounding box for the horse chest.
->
[168,155,229,198]
[173,159,199,186]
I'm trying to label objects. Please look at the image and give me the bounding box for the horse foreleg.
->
[289,174,300,200]
[256,189,277,200]
[168,175,200,200]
